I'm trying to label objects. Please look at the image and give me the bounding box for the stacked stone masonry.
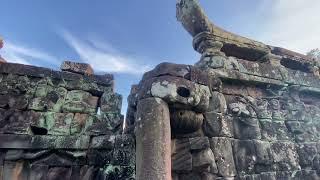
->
[0,62,135,180]
[129,53,320,179]
[129,0,320,178]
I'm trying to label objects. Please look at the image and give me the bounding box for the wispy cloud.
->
[1,41,59,66]
[59,29,151,75]
[256,0,320,54]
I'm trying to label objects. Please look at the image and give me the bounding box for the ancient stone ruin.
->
[0,62,135,179]
[1,0,320,179]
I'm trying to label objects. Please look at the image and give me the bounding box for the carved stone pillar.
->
[135,97,172,180]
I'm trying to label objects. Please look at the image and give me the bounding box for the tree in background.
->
[0,36,3,49]
[0,36,6,63]
[307,48,320,60]
[307,49,320,77]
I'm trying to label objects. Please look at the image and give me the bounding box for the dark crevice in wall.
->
[280,58,310,73]
[221,44,267,61]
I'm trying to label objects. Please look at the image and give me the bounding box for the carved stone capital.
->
[193,32,225,56]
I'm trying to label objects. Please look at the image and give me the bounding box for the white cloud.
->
[256,0,320,54]
[59,29,151,75]
[1,41,59,66]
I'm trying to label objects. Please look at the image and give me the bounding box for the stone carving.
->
[176,0,270,60]
[170,110,204,134]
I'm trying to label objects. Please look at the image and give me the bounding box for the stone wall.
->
[0,62,135,180]
[128,39,320,179]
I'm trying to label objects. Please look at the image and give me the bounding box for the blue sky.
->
[1,0,320,113]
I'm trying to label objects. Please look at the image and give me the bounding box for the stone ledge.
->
[0,134,90,149]
[0,63,114,86]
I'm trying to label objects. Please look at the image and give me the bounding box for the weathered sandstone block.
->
[60,61,94,75]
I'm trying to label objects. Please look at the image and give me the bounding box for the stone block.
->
[46,87,68,112]
[57,78,112,96]
[41,112,74,135]
[286,120,317,143]
[70,113,91,135]
[3,161,30,180]
[137,76,211,112]
[232,140,256,175]
[85,120,113,135]
[190,66,211,86]
[300,169,320,180]
[35,83,53,97]
[189,137,210,150]
[142,62,190,81]
[270,141,300,171]
[296,142,318,168]
[222,83,248,96]
[99,112,123,130]
[272,121,290,140]
[252,140,273,173]
[89,135,115,149]
[60,61,94,75]
[179,172,202,180]
[0,110,42,134]
[127,85,139,108]
[275,171,301,180]
[237,59,283,80]
[31,135,90,149]
[4,150,25,161]
[171,139,192,172]
[210,137,236,177]
[63,90,98,113]
[171,138,191,154]
[112,148,135,166]
[172,149,192,172]
[238,172,276,180]
[208,91,227,113]
[0,94,29,110]
[226,95,257,118]
[115,134,135,149]
[100,92,122,113]
[87,149,113,166]
[256,99,272,119]
[259,119,277,141]
[0,63,113,87]
[46,167,72,180]
[104,165,135,180]
[29,164,49,180]
[192,148,217,173]
[32,153,83,166]
[125,106,136,131]
[233,117,261,140]
[170,110,204,134]
[28,97,46,111]
[79,166,96,180]
[0,134,32,149]
[203,112,233,138]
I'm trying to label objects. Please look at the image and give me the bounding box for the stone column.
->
[135,97,171,180]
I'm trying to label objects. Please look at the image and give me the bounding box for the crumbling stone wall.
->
[0,62,135,180]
